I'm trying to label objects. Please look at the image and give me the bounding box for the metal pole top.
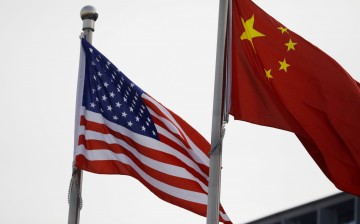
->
[80,5,98,31]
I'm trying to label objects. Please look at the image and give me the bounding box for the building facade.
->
[246,193,360,224]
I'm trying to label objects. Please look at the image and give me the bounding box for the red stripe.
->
[152,115,198,160]
[143,96,210,154]
[143,97,211,175]
[156,131,210,178]
[143,97,192,148]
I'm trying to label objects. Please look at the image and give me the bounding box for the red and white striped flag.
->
[74,38,231,223]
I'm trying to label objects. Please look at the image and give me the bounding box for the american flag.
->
[74,38,231,223]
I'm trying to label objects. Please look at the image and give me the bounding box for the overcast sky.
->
[1,0,359,223]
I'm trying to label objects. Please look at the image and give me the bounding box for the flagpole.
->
[206,0,229,224]
[68,6,98,224]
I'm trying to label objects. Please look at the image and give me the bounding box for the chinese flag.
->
[230,0,360,196]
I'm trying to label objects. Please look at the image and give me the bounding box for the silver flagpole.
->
[206,0,229,224]
[68,6,98,224]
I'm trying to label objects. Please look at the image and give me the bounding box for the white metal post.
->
[206,0,229,224]
[68,6,98,224]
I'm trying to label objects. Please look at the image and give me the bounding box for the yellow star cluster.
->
[265,26,297,79]
[266,26,297,79]
[240,15,298,80]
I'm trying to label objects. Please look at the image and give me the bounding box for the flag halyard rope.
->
[209,121,227,155]
[68,169,83,210]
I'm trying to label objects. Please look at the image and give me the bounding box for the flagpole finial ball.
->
[80,5,98,21]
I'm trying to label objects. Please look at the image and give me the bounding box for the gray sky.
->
[1,0,359,223]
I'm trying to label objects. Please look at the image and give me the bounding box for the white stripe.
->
[78,107,208,180]
[143,94,210,166]
[77,145,208,204]
[154,123,190,153]
[78,129,208,192]
[153,122,212,180]
[148,107,182,137]
[220,211,231,222]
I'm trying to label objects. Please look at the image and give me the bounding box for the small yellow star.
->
[240,15,266,48]
[279,58,290,73]
[278,26,288,34]
[264,69,273,79]
[285,39,297,51]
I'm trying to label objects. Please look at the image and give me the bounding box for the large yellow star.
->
[240,15,265,48]
[279,58,290,72]
[285,39,297,51]
[264,69,273,79]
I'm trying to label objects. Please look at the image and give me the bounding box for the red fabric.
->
[230,0,360,196]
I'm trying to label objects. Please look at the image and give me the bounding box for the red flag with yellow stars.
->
[230,0,360,196]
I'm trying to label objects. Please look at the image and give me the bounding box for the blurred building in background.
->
[246,192,360,224]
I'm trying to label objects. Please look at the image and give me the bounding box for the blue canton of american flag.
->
[82,39,158,139]
[75,38,231,223]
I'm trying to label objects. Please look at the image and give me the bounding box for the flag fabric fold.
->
[230,0,360,196]
[74,38,231,223]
